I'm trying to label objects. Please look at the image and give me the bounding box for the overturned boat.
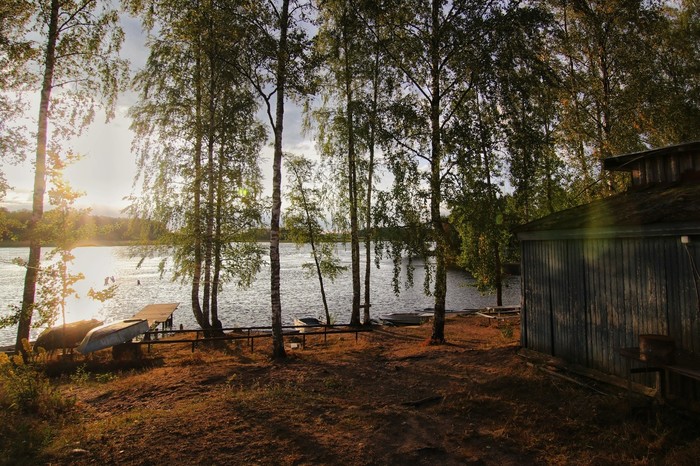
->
[379,312,431,326]
[294,317,323,333]
[77,319,149,354]
[34,319,103,353]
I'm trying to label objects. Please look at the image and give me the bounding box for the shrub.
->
[0,352,74,418]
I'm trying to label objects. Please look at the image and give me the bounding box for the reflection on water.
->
[0,244,520,346]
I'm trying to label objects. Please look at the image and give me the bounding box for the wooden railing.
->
[137,324,372,353]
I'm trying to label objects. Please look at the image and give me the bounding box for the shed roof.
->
[517,183,700,240]
[603,141,700,172]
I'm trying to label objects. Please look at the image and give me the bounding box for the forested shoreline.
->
[0,209,162,245]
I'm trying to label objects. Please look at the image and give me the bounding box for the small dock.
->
[132,303,179,333]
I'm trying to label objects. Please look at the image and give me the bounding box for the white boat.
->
[379,312,430,326]
[77,319,149,354]
[294,317,322,333]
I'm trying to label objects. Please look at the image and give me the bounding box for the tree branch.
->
[57,0,95,34]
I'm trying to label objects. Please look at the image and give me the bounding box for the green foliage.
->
[0,354,73,417]
[0,209,164,244]
[547,0,697,200]
[300,243,348,282]
[127,0,270,330]
[0,0,36,175]
[68,364,90,385]
[285,154,347,323]
[65,364,117,385]
[0,352,74,465]
[94,372,118,384]
[499,322,515,340]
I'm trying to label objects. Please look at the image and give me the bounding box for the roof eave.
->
[517,222,700,241]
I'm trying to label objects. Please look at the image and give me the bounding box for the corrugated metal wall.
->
[521,236,700,386]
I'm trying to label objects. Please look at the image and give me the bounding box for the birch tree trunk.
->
[15,0,59,359]
[270,0,290,359]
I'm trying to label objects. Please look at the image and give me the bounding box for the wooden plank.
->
[622,238,640,374]
[560,239,574,361]
[571,240,588,366]
[665,240,681,351]
[520,243,530,348]
[545,241,555,355]
[584,239,599,371]
[132,303,179,330]
[551,240,566,359]
[537,240,551,354]
[609,239,622,376]
[529,241,543,353]
[688,244,700,353]
[532,241,544,353]
[600,239,611,373]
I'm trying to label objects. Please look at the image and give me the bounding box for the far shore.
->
[0,240,148,248]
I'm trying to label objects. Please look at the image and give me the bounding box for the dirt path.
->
[40,316,700,465]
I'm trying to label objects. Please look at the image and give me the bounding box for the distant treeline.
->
[0,209,164,246]
[0,209,459,252]
[0,210,362,245]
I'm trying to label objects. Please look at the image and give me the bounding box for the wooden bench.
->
[619,347,700,398]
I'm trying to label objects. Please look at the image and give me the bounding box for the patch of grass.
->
[0,411,55,466]
[266,380,305,401]
[69,364,90,385]
[499,322,514,340]
[322,375,343,391]
[94,372,118,383]
[0,354,76,466]
[0,358,74,417]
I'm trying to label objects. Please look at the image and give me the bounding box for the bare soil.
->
[35,315,700,465]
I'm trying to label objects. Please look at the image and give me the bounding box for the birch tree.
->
[366,0,498,343]
[315,0,389,325]
[229,0,314,358]
[284,154,347,325]
[127,0,266,335]
[15,0,127,360]
[550,0,669,199]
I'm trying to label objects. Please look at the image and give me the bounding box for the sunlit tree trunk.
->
[16,0,59,359]
[211,143,225,333]
[203,53,217,328]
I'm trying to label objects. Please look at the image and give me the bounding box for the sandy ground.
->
[33,315,700,465]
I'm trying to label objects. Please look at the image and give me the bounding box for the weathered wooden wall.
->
[632,152,700,185]
[521,235,700,392]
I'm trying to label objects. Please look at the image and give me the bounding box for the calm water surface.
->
[0,244,520,346]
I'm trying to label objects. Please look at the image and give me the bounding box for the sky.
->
[1,13,317,218]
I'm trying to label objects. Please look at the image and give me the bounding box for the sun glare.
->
[63,247,119,324]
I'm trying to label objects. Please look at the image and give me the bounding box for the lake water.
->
[0,244,520,346]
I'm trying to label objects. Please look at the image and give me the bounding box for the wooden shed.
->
[517,141,700,402]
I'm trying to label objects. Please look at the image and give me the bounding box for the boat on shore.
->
[379,312,431,326]
[294,317,323,333]
[77,319,149,354]
[34,319,103,352]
